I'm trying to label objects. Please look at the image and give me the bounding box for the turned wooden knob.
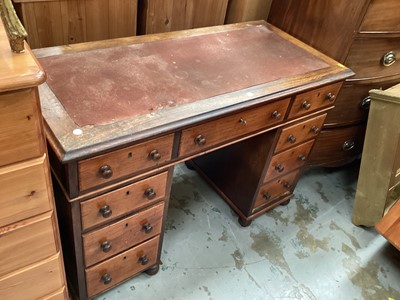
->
[142,223,153,234]
[301,101,311,110]
[101,273,112,285]
[275,164,284,172]
[101,241,112,253]
[144,188,156,200]
[99,205,112,218]
[271,110,281,119]
[139,255,149,265]
[325,93,336,102]
[149,149,161,161]
[310,126,319,134]
[99,165,113,179]
[194,135,206,146]
[287,134,296,143]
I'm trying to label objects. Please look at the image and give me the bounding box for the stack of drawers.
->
[192,82,342,226]
[0,22,68,299]
[52,137,175,299]
[268,0,400,167]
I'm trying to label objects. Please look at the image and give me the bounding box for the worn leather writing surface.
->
[39,25,328,126]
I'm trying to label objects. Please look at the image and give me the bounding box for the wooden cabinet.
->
[13,0,138,48]
[138,0,228,34]
[0,20,68,299]
[268,0,400,167]
[353,84,400,227]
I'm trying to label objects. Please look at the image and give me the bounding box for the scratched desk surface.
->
[35,22,351,161]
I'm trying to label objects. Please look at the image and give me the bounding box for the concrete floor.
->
[96,161,400,300]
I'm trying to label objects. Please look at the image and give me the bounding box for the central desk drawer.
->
[264,139,314,181]
[85,236,159,298]
[82,202,164,267]
[78,134,174,191]
[179,98,290,157]
[81,172,168,231]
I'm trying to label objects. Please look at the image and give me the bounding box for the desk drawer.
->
[179,98,290,157]
[345,38,400,80]
[81,172,168,230]
[0,211,58,277]
[85,236,159,298]
[254,170,299,212]
[0,88,44,167]
[78,134,174,191]
[275,114,326,153]
[287,82,342,119]
[82,202,164,267]
[0,155,52,228]
[265,140,314,181]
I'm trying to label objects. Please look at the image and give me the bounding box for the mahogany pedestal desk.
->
[34,21,353,299]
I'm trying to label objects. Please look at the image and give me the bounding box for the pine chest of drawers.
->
[269,0,400,167]
[0,20,68,300]
[35,21,353,299]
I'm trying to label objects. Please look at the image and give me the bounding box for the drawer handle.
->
[287,134,296,143]
[263,192,271,200]
[99,205,112,218]
[144,188,157,200]
[301,101,311,110]
[381,51,396,67]
[325,93,336,102]
[271,110,281,119]
[239,118,247,126]
[139,255,150,265]
[194,134,206,146]
[342,140,355,151]
[360,96,371,110]
[101,273,112,285]
[99,165,113,179]
[275,164,284,173]
[142,223,153,234]
[310,126,320,134]
[101,241,112,253]
[298,154,306,161]
[283,182,291,190]
[149,149,161,161]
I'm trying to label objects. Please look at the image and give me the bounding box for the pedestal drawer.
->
[179,98,290,157]
[287,82,342,119]
[85,236,159,297]
[0,211,58,277]
[254,170,300,212]
[78,134,174,191]
[0,155,52,227]
[275,114,326,153]
[82,202,164,267]
[265,139,314,181]
[81,171,168,230]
